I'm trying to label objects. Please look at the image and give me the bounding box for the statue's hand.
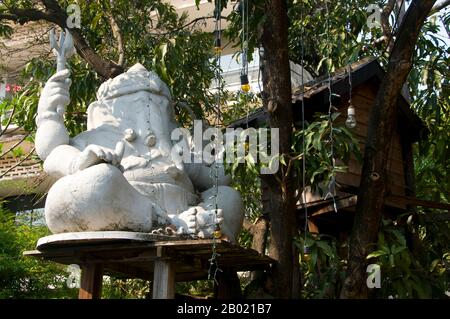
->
[38,69,71,115]
[72,142,125,172]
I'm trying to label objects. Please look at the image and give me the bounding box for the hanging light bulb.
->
[240,74,250,93]
[213,224,222,239]
[303,245,311,262]
[345,104,357,128]
[214,32,222,54]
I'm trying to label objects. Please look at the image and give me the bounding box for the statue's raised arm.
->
[35,29,75,160]
[35,29,123,178]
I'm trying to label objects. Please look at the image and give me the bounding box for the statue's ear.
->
[86,102,97,130]
[86,101,118,130]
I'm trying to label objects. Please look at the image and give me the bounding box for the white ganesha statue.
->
[35,62,244,242]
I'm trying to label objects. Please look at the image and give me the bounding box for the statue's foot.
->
[169,207,197,235]
[170,207,224,238]
[195,208,223,239]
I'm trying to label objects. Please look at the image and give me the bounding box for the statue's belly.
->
[123,164,194,192]
[122,161,197,214]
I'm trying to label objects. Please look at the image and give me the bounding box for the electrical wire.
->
[347,0,354,119]
[208,0,223,284]
[300,0,309,253]
[324,0,337,213]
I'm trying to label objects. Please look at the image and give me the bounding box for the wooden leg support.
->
[153,259,175,299]
[79,263,103,299]
[215,269,242,299]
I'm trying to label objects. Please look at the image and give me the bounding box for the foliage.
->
[0,209,77,299]
[221,91,261,127]
[102,277,151,299]
[290,113,362,194]
[410,11,450,204]
[224,0,388,77]
[233,165,262,248]
[288,0,383,75]
[295,232,345,299]
[220,93,264,248]
[225,110,362,200]
[0,56,99,137]
[367,218,449,298]
[176,280,215,298]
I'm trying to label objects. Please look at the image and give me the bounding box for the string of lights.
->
[208,0,224,284]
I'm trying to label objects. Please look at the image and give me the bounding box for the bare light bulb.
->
[240,74,251,93]
[345,105,357,129]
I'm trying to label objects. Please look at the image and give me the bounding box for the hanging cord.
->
[347,58,353,105]
[348,0,353,105]
[208,0,223,284]
[345,0,356,130]
[300,0,309,253]
[242,0,250,127]
[323,0,337,213]
[346,3,353,260]
[240,0,250,94]
[257,48,263,95]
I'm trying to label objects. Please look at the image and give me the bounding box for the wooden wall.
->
[335,83,406,209]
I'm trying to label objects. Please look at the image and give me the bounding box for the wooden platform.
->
[24,232,274,299]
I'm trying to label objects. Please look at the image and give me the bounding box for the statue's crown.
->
[96,63,171,100]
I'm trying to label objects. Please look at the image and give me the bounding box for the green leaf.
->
[367,249,389,259]
[316,240,334,258]
[279,155,287,166]
[391,245,407,255]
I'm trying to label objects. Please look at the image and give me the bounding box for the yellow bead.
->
[241,83,251,93]
[213,230,222,239]
[214,47,222,54]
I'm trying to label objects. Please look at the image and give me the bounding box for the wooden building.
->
[0,128,52,212]
[232,57,428,236]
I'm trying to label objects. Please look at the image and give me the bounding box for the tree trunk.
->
[340,0,437,299]
[260,0,300,299]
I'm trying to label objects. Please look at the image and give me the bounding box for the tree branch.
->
[0,134,30,160]
[108,12,124,66]
[157,15,228,36]
[101,0,125,67]
[0,104,16,137]
[381,0,396,53]
[0,0,124,78]
[430,0,450,15]
[1,8,49,24]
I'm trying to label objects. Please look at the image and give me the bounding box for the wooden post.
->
[215,269,242,299]
[79,263,103,299]
[152,247,175,299]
